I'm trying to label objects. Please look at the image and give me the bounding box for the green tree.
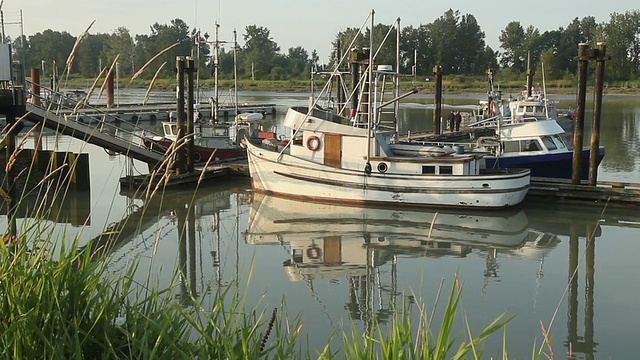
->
[134,18,193,79]
[24,30,75,78]
[455,14,486,74]
[499,21,528,73]
[241,25,280,80]
[287,46,309,78]
[427,9,460,74]
[603,11,640,80]
[400,25,434,77]
[75,33,109,78]
[103,27,136,77]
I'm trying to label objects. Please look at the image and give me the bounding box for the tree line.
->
[8,9,640,83]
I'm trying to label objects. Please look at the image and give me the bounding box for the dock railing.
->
[22,80,167,165]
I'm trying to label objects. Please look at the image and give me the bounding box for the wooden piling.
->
[175,57,186,175]
[186,57,196,173]
[30,68,41,106]
[572,44,589,185]
[350,49,360,116]
[525,52,533,97]
[589,43,608,186]
[106,68,114,108]
[432,65,443,134]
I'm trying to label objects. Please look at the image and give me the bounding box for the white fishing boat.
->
[245,11,529,209]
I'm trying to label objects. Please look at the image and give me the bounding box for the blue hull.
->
[484,147,605,179]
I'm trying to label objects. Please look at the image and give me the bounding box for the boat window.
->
[535,106,545,114]
[541,136,557,150]
[422,165,436,174]
[439,166,453,175]
[526,106,534,113]
[521,140,541,151]
[503,141,519,153]
[551,134,566,149]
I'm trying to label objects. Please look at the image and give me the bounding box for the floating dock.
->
[59,102,277,124]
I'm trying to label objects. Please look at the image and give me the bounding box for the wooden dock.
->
[119,159,249,193]
[529,177,640,206]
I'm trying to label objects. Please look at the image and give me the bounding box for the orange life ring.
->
[306,135,321,151]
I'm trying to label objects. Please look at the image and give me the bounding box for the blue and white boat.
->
[470,116,605,180]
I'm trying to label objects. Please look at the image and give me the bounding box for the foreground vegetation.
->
[2,233,539,359]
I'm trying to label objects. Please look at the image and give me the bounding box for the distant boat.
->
[142,120,247,163]
[422,67,604,180]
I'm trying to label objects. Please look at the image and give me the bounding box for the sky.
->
[2,0,638,63]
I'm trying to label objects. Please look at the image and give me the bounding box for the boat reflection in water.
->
[244,193,532,282]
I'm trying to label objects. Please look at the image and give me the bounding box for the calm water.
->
[5,91,640,358]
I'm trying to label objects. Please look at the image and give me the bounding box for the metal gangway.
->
[21,80,166,165]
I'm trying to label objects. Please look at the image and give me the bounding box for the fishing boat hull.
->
[246,139,530,209]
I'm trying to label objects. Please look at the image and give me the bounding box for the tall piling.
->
[185,57,196,173]
[589,43,608,185]
[432,65,443,134]
[350,49,361,118]
[526,52,533,97]
[175,57,186,175]
[106,68,114,108]
[30,68,40,106]
[572,44,589,185]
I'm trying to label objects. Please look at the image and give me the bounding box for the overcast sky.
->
[3,0,638,62]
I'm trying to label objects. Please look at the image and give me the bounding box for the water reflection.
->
[244,193,533,327]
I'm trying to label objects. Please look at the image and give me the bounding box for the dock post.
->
[525,51,533,97]
[432,65,443,134]
[106,68,114,108]
[30,68,41,106]
[350,49,360,117]
[185,57,196,172]
[572,44,589,185]
[589,43,609,186]
[175,57,187,175]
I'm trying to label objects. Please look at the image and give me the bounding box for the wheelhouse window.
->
[541,135,557,150]
[521,140,541,151]
[439,166,453,175]
[422,166,436,174]
[503,141,519,153]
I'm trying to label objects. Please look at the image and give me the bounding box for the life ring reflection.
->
[306,245,321,260]
[306,135,321,151]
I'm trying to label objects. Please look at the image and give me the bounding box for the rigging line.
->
[304,278,337,330]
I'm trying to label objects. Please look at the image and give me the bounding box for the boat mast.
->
[233,29,238,121]
[395,17,400,135]
[541,62,549,118]
[365,9,374,170]
[213,22,220,123]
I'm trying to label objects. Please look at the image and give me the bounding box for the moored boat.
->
[245,11,530,208]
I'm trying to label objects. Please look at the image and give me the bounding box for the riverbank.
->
[60,76,640,96]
